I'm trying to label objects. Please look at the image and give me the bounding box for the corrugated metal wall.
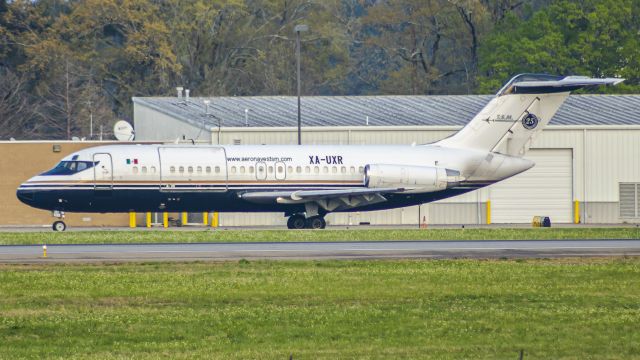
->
[135,103,640,224]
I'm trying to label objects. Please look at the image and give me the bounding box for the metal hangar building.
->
[132,94,640,226]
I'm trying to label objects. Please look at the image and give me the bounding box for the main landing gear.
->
[287,214,326,229]
[52,210,66,232]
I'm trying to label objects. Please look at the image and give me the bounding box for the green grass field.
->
[0,227,638,245]
[0,258,638,359]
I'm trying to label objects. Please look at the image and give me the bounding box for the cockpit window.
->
[41,161,98,176]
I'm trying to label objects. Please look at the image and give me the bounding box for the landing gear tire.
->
[287,215,306,229]
[305,216,326,230]
[52,221,66,232]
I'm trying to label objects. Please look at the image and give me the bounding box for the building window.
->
[233,139,241,145]
[620,183,639,218]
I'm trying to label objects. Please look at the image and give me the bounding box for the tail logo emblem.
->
[522,114,539,130]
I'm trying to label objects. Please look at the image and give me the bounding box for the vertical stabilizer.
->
[438,74,624,156]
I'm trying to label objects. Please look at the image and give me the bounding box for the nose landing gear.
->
[286,214,326,229]
[52,210,66,232]
[52,220,67,232]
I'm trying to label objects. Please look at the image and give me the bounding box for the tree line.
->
[0,0,637,140]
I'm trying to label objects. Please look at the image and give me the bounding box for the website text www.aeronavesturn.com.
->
[227,156,293,163]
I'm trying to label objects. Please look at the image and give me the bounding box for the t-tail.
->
[438,74,624,156]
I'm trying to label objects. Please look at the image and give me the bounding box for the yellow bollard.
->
[574,200,580,224]
[163,212,169,228]
[129,211,136,228]
[181,212,188,226]
[146,212,152,228]
[211,212,219,228]
[486,200,491,225]
[203,212,209,226]
[42,245,47,258]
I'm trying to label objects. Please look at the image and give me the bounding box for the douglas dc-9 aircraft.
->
[17,74,623,231]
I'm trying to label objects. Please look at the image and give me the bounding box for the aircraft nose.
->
[16,184,36,205]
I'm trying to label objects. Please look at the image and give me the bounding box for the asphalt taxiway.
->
[0,239,639,263]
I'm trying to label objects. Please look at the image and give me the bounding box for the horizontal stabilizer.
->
[498,75,624,95]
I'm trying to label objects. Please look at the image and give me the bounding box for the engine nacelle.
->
[364,164,460,193]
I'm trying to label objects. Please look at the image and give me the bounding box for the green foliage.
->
[0,0,636,139]
[0,227,637,245]
[478,0,640,93]
[0,258,638,358]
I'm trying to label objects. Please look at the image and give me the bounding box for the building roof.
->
[133,94,640,128]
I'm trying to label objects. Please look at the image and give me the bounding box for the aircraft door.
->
[158,146,227,192]
[93,153,113,192]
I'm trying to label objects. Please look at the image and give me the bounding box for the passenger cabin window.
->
[132,166,139,174]
[249,166,254,174]
[215,166,220,173]
[278,165,284,174]
[332,166,337,174]
[170,166,176,173]
[341,166,346,174]
[197,166,202,174]
[231,166,237,174]
[142,166,148,174]
[306,166,311,174]
[359,166,364,174]
[323,166,328,174]
[268,166,274,174]
[350,166,355,174]
[287,166,293,173]
[206,166,211,173]
[188,166,193,174]
[179,166,184,173]
[314,166,320,174]
[240,166,246,174]
[150,166,156,173]
[296,166,302,173]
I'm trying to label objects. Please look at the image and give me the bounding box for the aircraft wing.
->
[239,187,404,211]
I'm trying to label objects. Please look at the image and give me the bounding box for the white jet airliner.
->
[17,74,623,231]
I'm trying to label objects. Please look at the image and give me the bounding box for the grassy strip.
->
[0,258,638,358]
[0,227,638,245]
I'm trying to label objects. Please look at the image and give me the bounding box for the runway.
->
[0,239,639,263]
